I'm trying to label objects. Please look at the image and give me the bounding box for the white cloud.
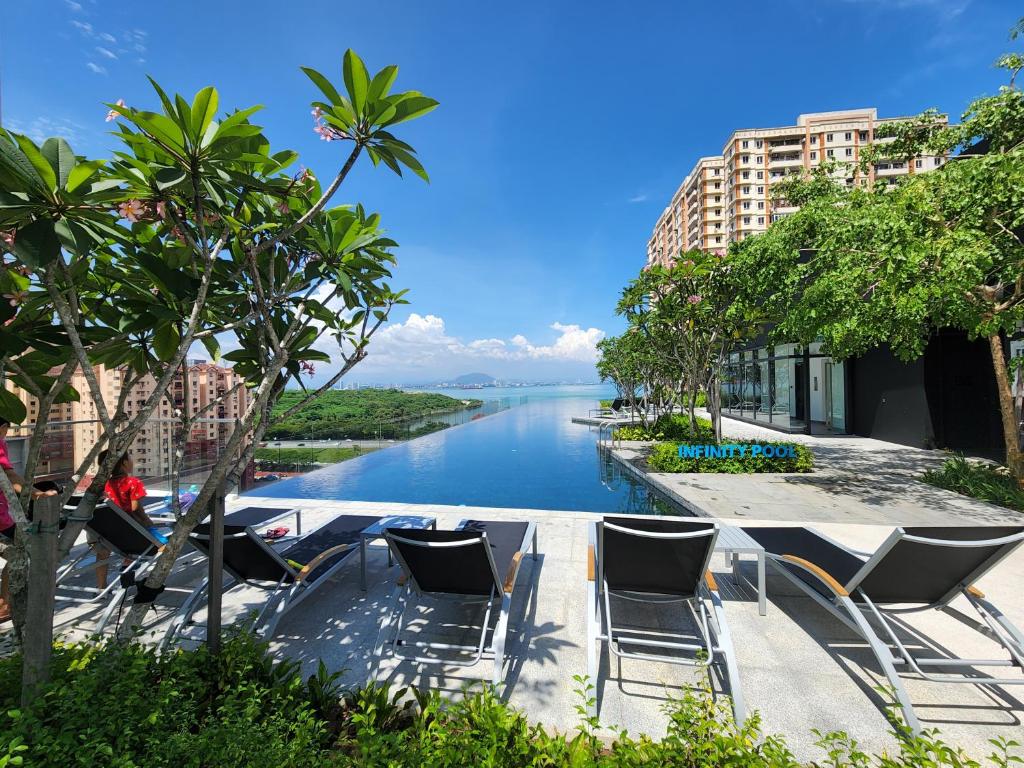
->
[356,314,604,372]
[86,61,107,75]
[99,32,116,43]
[5,116,88,145]
[64,0,83,11]
[628,193,649,203]
[95,46,117,59]
[70,19,93,34]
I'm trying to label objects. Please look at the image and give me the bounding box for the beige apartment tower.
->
[647,108,946,265]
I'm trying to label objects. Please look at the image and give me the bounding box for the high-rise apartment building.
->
[4,361,249,485]
[647,108,947,264]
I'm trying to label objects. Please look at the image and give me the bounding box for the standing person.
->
[0,417,58,622]
[93,450,167,590]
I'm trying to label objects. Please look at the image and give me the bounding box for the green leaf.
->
[147,76,177,117]
[40,138,75,189]
[382,95,439,127]
[388,145,429,182]
[11,218,60,266]
[65,160,106,193]
[301,66,343,107]
[200,334,221,362]
[367,65,399,103]
[152,323,181,361]
[0,388,27,425]
[190,86,219,141]
[14,135,57,191]
[342,49,370,115]
[154,167,187,190]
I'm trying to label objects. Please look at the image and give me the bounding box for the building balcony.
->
[768,155,803,168]
[769,139,803,151]
[874,163,907,176]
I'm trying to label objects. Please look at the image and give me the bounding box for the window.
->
[742,155,750,164]
[756,171,763,179]
[826,149,834,157]
[844,132,852,141]
[743,216,751,224]
[742,201,751,210]
[757,201,764,209]
[714,168,720,175]
[755,139,763,148]
[756,155,763,163]
[810,135,818,144]
[845,148,853,157]
[758,216,765,224]
[742,170,750,179]
[714,182,721,189]
[826,133,834,142]
[741,140,749,148]
[915,159,923,168]
[934,157,942,166]
[715,236,722,244]
[742,185,750,193]
[859,131,868,141]
[810,151,817,160]
[714,195,721,202]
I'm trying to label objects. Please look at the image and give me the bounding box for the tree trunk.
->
[707,375,723,444]
[988,334,1024,486]
[21,495,60,706]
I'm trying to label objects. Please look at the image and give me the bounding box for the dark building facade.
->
[721,328,1008,461]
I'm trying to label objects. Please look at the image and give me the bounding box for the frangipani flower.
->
[687,294,702,304]
[276,200,290,214]
[105,98,126,122]
[118,199,145,222]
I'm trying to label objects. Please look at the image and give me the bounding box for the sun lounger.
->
[369,519,538,686]
[162,512,381,645]
[743,525,1024,734]
[587,516,745,722]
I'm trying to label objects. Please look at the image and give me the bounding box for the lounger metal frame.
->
[370,521,538,686]
[586,519,746,723]
[162,522,358,647]
[761,526,1024,734]
[54,502,167,633]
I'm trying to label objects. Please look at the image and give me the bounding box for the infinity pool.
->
[254,390,682,515]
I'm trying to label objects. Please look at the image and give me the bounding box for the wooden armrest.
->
[781,555,849,597]
[966,585,985,599]
[587,544,595,582]
[503,551,524,594]
[296,543,356,582]
[704,570,718,592]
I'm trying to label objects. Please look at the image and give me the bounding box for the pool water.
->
[254,391,684,515]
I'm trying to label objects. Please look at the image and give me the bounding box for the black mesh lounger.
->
[586,516,745,723]
[370,519,538,686]
[162,512,381,646]
[743,525,1024,734]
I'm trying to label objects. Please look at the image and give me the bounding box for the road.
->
[260,439,395,450]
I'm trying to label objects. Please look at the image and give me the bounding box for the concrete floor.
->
[53,495,1024,763]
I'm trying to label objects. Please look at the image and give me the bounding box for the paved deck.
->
[52,495,1024,762]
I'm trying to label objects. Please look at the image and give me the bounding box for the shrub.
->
[1,637,1018,766]
[648,439,814,473]
[921,454,1024,512]
[615,414,715,442]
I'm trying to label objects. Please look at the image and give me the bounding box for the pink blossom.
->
[276,200,290,214]
[299,360,316,376]
[155,201,167,219]
[4,290,28,307]
[311,106,323,120]
[105,98,126,122]
[313,124,335,142]
[297,167,314,185]
[687,294,702,304]
[118,199,145,222]
[1,230,14,249]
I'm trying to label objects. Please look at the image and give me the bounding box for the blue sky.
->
[1,0,1018,384]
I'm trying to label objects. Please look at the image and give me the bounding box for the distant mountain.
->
[454,372,496,385]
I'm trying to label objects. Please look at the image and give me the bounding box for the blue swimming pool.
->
[254,387,683,515]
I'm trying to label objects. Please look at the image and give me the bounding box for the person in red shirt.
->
[94,450,166,589]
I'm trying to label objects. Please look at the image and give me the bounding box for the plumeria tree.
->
[616,250,751,441]
[731,20,1024,483]
[0,50,436,683]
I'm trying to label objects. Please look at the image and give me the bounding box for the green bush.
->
[648,439,814,473]
[922,454,1024,512]
[615,414,715,442]
[1,637,1018,767]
